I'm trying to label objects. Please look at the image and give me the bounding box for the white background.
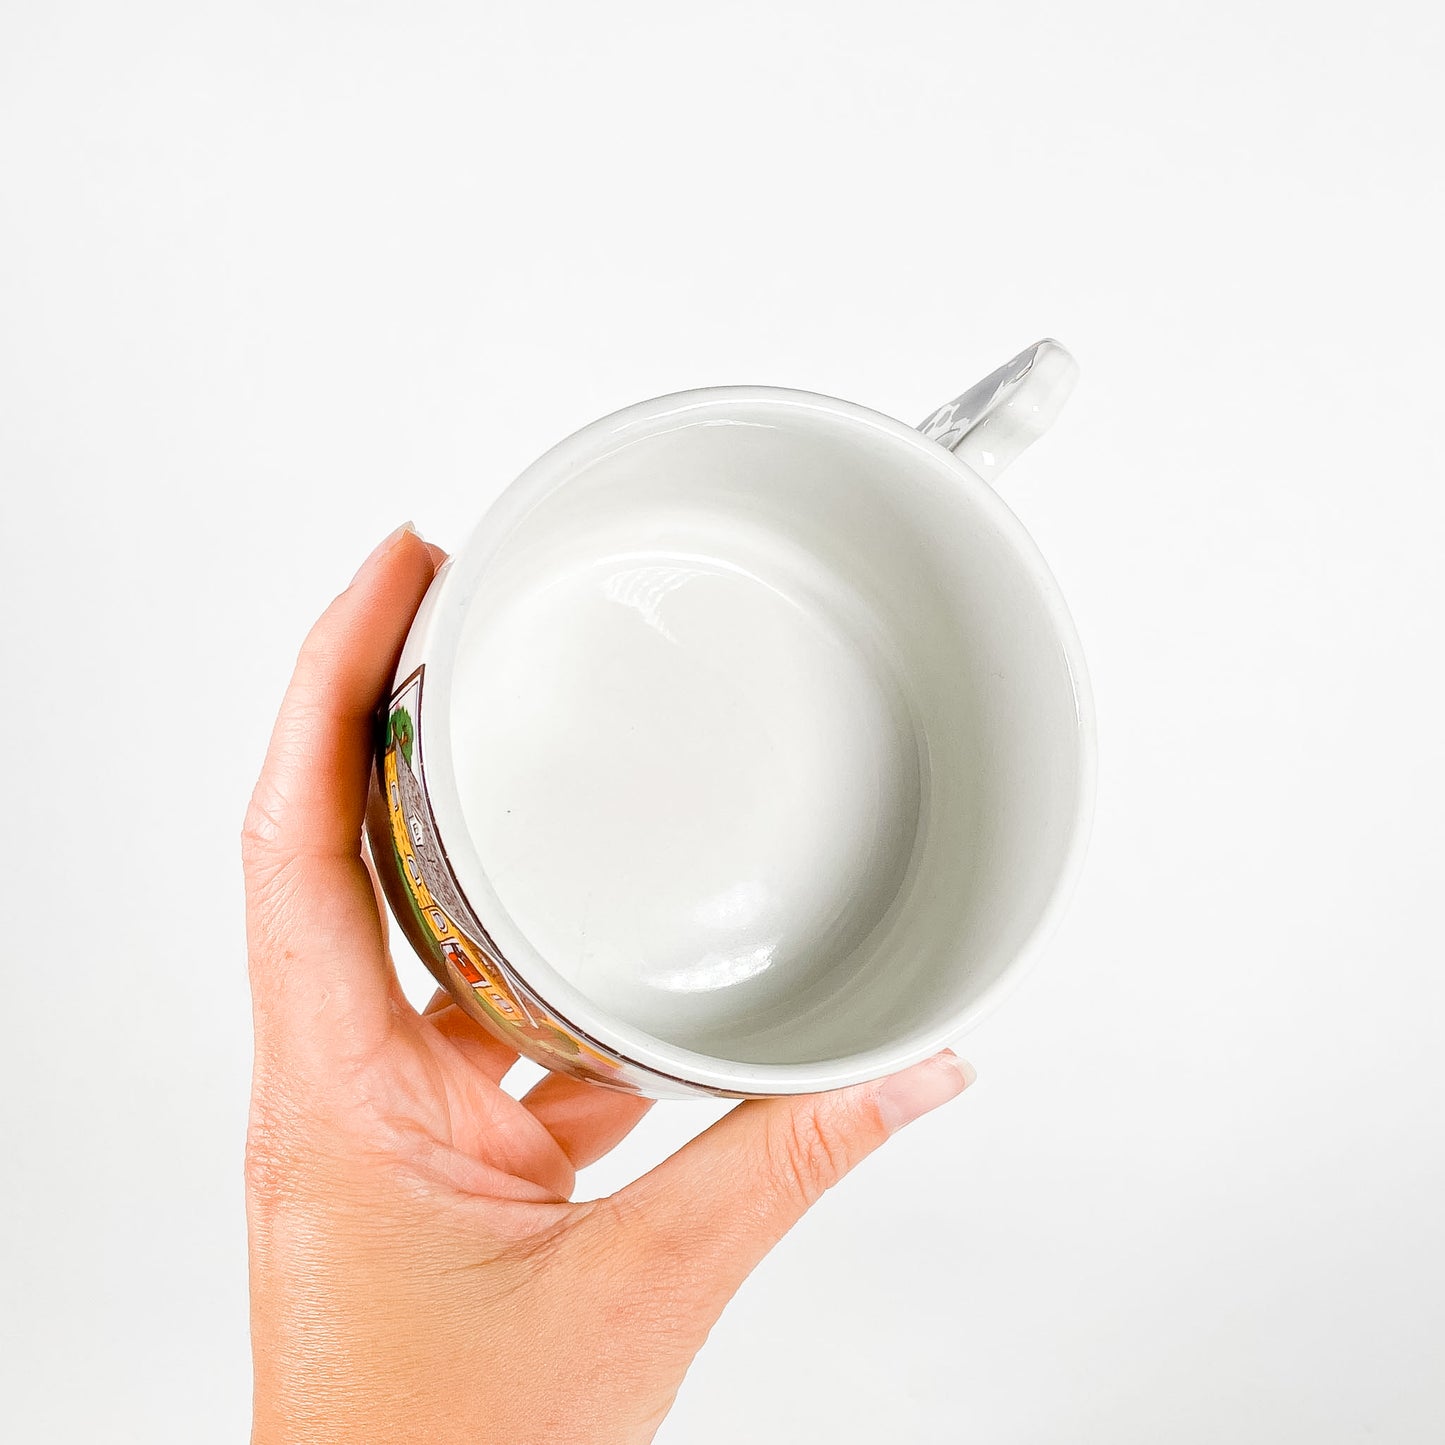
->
[2,1,1442,1440]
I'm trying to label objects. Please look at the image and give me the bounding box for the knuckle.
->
[584,1194,691,1287]
[243,1064,340,1215]
[578,1213,707,1350]
[243,1131,298,1211]
[243,1098,307,1211]
[772,1103,854,1208]
[240,789,301,898]
[240,789,283,865]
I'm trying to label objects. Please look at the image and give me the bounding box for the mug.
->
[366,341,1095,1099]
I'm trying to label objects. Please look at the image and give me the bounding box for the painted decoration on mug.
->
[379,667,696,1095]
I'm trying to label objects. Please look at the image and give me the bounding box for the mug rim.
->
[414,385,1097,1094]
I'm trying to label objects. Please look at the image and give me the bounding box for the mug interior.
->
[438,391,1090,1083]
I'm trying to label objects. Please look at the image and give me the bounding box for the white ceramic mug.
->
[367,341,1095,1098]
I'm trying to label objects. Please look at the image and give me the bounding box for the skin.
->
[242,524,974,1445]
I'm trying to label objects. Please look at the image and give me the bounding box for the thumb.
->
[601,1052,974,1321]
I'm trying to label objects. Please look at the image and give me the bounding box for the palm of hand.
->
[243,527,969,1445]
[246,834,683,1444]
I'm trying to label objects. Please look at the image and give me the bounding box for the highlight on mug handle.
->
[917,339,1078,483]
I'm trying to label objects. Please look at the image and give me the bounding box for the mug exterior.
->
[365,385,1095,1099]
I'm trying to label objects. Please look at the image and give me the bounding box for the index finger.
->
[242,525,441,1052]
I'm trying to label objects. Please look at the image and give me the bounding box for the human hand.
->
[241,524,975,1445]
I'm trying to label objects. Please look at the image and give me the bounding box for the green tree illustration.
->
[389,707,415,767]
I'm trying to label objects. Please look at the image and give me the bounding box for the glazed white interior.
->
[447,397,1087,1068]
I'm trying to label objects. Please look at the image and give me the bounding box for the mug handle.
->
[917,338,1078,483]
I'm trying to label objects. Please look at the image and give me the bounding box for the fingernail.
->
[874,1051,975,1135]
[352,521,417,583]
